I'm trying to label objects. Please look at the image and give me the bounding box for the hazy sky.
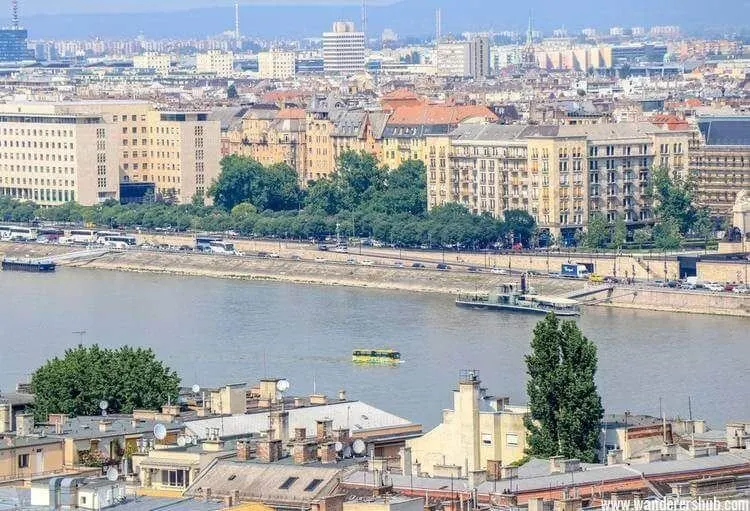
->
[20,0,397,16]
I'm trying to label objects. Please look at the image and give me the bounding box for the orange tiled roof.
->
[387,104,497,126]
[261,90,308,104]
[685,98,703,107]
[649,114,689,131]
[276,108,306,120]
[382,88,422,101]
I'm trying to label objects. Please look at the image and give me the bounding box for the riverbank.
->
[2,242,749,317]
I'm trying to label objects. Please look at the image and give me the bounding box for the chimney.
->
[269,410,289,444]
[316,419,333,441]
[333,428,350,443]
[204,488,212,502]
[400,447,412,476]
[237,439,252,461]
[292,431,317,465]
[293,397,306,408]
[257,435,282,463]
[338,389,347,401]
[486,460,501,481]
[15,413,34,436]
[161,404,180,417]
[310,394,328,405]
[318,442,337,464]
[0,402,10,433]
[98,420,113,433]
[549,455,565,474]
[294,427,307,442]
[55,422,63,435]
[233,490,240,505]
[501,465,519,480]
[606,449,623,465]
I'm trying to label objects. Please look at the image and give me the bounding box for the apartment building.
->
[690,117,750,219]
[0,101,221,205]
[0,103,121,206]
[133,52,171,74]
[257,50,297,80]
[330,110,389,164]
[428,122,689,242]
[196,50,234,76]
[435,36,491,78]
[323,21,365,76]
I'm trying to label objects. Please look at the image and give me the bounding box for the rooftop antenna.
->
[72,330,87,344]
[435,8,442,44]
[688,395,693,421]
[11,0,18,30]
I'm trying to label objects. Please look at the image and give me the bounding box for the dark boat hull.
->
[455,300,580,316]
[2,260,56,272]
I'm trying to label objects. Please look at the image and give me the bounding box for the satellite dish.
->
[99,400,109,411]
[191,384,201,394]
[153,424,167,440]
[276,379,290,392]
[106,467,119,482]
[177,436,187,447]
[334,441,343,452]
[352,439,366,456]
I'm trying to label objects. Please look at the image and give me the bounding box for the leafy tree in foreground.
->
[31,345,180,421]
[581,213,609,249]
[524,314,604,462]
[653,217,683,251]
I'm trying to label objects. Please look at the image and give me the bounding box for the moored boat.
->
[455,282,580,317]
[1,257,56,273]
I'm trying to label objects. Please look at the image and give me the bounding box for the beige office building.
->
[196,50,235,76]
[0,103,121,206]
[257,50,296,80]
[0,101,221,205]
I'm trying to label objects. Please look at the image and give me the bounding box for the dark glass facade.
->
[0,29,28,62]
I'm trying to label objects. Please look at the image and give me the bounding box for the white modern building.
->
[257,50,296,80]
[322,21,365,76]
[435,36,490,78]
[196,50,235,76]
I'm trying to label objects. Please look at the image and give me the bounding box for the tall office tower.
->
[0,0,29,62]
[322,21,365,76]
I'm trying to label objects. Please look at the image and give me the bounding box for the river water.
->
[0,268,747,429]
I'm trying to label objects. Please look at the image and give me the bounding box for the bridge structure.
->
[27,248,117,264]
[565,284,615,300]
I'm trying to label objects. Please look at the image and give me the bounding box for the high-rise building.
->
[257,50,296,80]
[322,21,365,76]
[0,0,29,62]
[196,50,235,76]
[133,53,171,74]
[435,36,490,78]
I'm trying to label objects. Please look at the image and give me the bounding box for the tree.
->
[524,314,604,463]
[653,218,682,251]
[581,213,609,249]
[633,227,652,249]
[31,345,180,421]
[612,215,627,249]
[503,209,537,248]
[650,167,700,235]
[227,83,238,99]
[210,156,301,211]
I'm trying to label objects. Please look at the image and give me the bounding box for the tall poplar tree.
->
[524,314,604,462]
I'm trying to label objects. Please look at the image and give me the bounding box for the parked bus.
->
[195,235,221,252]
[38,228,65,243]
[0,226,11,240]
[9,227,37,241]
[68,229,97,244]
[209,240,236,255]
[100,235,137,248]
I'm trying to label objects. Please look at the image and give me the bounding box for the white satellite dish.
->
[99,400,109,411]
[153,424,167,440]
[334,441,343,452]
[191,384,201,394]
[276,379,290,392]
[352,439,366,456]
[177,436,187,447]
[106,467,119,482]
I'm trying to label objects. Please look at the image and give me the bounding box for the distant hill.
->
[10,0,749,39]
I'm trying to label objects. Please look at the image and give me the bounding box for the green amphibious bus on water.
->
[352,349,402,365]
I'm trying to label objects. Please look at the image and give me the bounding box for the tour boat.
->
[352,349,402,364]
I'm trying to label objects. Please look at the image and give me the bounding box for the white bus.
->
[209,241,236,254]
[9,227,37,241]
[101,235,137,248]
[68,229,97,244]
[0,226,11,240]
[95,231,121,243]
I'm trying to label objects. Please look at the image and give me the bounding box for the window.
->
[18,454,29,468]
[279,477,298,490]
[506,433,519,446]
[481,433,493,445]
[304,479,323,492]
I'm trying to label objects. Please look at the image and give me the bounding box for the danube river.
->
[1,268,747,429]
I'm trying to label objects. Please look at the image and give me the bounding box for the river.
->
[0,268,747,429]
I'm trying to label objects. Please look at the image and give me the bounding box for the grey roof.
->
[37,415,185,441]
[0,434,63,451]
[208,107,248,131]
[602,413,663,429]
[449,123,528,142]
[698,117,750,146]
[0,392,34,406]
[184,460,341,503]
[184,401,415,440]
[0,487,225,511]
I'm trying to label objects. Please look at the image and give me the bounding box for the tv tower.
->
[435,8,442,43]
[234,1,240,44]
[11,0,19,29]
[361,0,367,47]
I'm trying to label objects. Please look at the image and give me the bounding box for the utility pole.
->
[361,0,367,47]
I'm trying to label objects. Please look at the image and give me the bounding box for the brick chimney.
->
[237,439,253,461]
[15,413,34,436]
[292,429,318,465]
[270,410,289,444]
[310,394,328,405]
[161,404,181,417]
[257,434,282,463]
[316,419,333,442]
[333,428,349,443]
[318,442,337,464]
[294,427,307,441]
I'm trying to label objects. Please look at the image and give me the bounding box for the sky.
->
[8,0,749,39]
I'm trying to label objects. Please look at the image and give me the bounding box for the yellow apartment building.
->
[257,51,296,80]
[407,371,527,478]
[133,53,171,74]
[330,110,389,165]
[196,50,235,76]
[0,435,65,481]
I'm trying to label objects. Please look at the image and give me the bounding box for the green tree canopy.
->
[31,345,180,421]
[650,167,705,235]
[524,314,604,463]
[653,217,683,251]
[581,213,609,249]
[612,215,627,249]
[210,156,301,211]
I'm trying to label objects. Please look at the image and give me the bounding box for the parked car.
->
[732,285,750,294]
[467,266,480,273]
[361,260,374,266]
[411,262,426,268]
[603,276,621,284]
[491,267,508,275]
[436,263,450,271]
[394,261,404,268]
[667,280,680,288]
[724,283,736,292]
[705,282,724,292]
